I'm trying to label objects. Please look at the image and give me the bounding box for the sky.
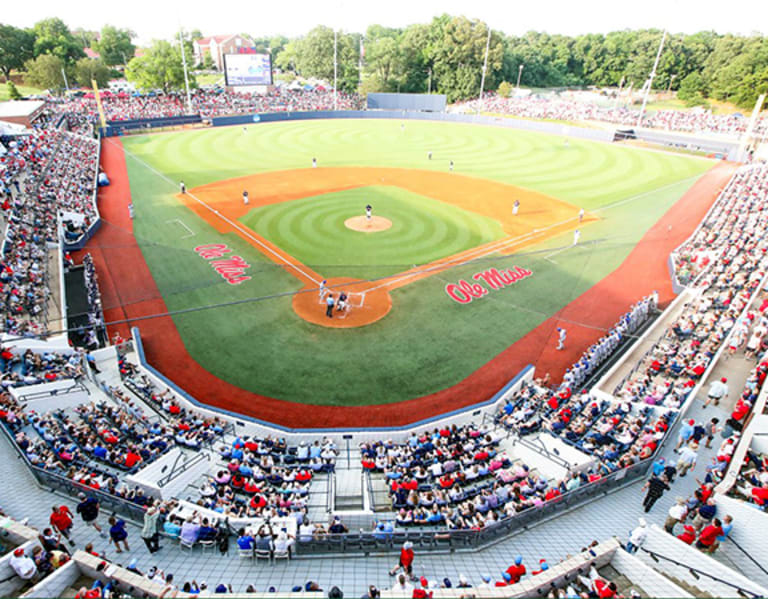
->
[4,0,768,45]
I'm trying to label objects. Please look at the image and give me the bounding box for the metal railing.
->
[639,546,763,598]
[157,450,211,489]
[295,455,653,555]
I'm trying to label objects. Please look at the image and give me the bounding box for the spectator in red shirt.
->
[696,518,724,551]
[50,505,75,546]
[389,541,415,580]
[677,524,697,545]
[505,555,526,583]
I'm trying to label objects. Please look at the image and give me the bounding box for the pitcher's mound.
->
[345,215,392,232]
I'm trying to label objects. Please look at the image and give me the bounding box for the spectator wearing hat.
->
[505,555,526,583]
[705,377,729,407]
[389,541,415,579]
[625,517,648,553]
[10,547,37,581]
[676,419,696,451]
[531,558,549,575]
[677,442,699,477]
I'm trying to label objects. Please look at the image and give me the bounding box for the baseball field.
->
[88,118,727,423]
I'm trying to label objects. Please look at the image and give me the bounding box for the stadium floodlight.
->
[516,64,524,90]
[178,29,193,114]
[478,25,492,113]
[636,30,667,128]
[334,29,338,111]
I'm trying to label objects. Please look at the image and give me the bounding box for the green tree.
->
[125,39,195,93]
[74,57,111,88]
[94,25,135,66]
[201,50,215,71]
[6,80,22,99]
[291,26,360,92]
[677,72,707,102]
[363,34,401,91]
[0,24,36,81]
[429,17,503,102]
[24,53,68,90]
[497,81,513,97]
[32,17,84,63]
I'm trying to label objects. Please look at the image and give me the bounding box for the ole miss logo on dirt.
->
[445,266,533,304]
[195,244,251,285]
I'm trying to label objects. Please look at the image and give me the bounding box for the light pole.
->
[637,29,667,128]
[178,29,193,114]
[333,28,338,111]
[427,68,432,94]
[666,74,676,94]
[516,64,524,90]
[478,25,492,112]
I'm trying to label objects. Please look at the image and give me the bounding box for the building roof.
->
[196,34,253,47]
[84,48,100,59]
[0,100,45,118]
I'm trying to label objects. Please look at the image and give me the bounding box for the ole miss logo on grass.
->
[195,244,251,285]
[445,266,533,304]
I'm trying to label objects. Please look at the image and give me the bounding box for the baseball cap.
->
[481,574,491,582]
[502,572,512,582]
[721,377,727,382]
[13,548,24,556]
[420,576,429,588]
[515,555,523,565]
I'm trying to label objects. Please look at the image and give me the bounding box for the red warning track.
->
[83,138,735,428]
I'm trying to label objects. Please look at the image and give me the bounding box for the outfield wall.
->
[207,109,617,144]
[131,325,533,438]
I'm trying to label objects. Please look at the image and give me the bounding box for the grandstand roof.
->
[0,100,45,119]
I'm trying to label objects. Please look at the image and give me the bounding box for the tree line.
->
[2,15,766,109]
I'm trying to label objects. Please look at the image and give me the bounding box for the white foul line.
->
[113,139,321,286]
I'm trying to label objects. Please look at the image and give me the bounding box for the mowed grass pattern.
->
[121,120,714,405]
[240,186,506,279]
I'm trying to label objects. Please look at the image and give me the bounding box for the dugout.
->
[367,92,446,112]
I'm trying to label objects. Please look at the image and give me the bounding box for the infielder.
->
[312,157,317,168]
[180,181,186,194]
[428,151,432,160]
[556,327,567,350]
[578,208,584,223]
[512,200,520,216]
[449,160,454,172]
[243,190,249,205]
[365,204,372,221]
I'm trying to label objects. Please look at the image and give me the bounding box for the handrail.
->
[725,534,768,578]
[515,435,572,471]
[157,451,210,488]
[327,472,335,514]
[16,379,90,402]
[638,546,763,598]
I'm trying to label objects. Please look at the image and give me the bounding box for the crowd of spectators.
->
[46,88,363,124]
[454,93,768,137]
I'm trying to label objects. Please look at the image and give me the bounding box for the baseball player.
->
[365,204,372,221]
[242,190,249,205]
[578,208,584,223]
[449,160,454,172]
[512,200,520,216]
[573,229,581,245]
[312,157,317,168]
[337,291,348,311]
[428,151,432,160]
[180,181,186,194]
[556,327,566,350]
[319,279,327,299]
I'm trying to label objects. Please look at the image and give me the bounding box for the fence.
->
[295,455,655,556]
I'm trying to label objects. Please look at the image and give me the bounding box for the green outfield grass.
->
[121,120,713,405]
[240,185,506,279]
